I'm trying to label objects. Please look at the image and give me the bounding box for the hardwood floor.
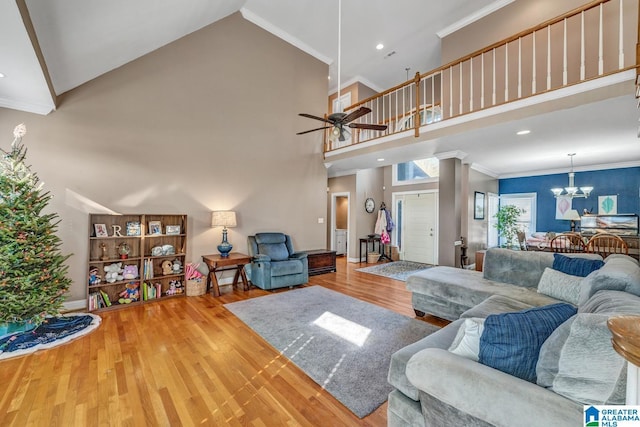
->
[0,257,447,426]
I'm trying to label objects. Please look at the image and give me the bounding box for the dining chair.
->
[549,232,585,253]
[585,233,628,258]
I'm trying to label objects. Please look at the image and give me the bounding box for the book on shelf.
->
[143,259,154,280]
[99,289,112,307]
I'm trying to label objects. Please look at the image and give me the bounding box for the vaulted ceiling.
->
[1,0,638,177]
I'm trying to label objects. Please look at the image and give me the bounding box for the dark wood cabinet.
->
[305,249,337,276]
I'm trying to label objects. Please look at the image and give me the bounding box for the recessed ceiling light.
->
[516,130,530,135]
[0,73,5,78]
[377,158,385,162]
[376,43,384,50]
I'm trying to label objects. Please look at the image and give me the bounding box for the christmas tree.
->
[0,124,71,326]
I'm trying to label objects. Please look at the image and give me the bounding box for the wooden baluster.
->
[547,25,552,90]
[532,30,537,93]
[581,11,586,81]
[619,0,624,69]
[599,3,604,75]
[563,18,568,85]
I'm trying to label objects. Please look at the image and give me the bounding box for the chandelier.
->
[551,153,593,198]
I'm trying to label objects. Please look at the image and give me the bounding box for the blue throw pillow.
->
[553,253,604,277]
[478,303,577,383]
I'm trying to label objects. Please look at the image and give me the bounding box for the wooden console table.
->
[305,249,337,276]
[201,253,251,297]
[359,236,381,263]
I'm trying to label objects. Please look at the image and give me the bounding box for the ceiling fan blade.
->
[341,106,372,124]
[299,113,333,124]
[296,126,331,135]
[349,123,388,131]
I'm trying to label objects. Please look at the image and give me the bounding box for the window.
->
[498,193,537,245]
[392,157,439,185]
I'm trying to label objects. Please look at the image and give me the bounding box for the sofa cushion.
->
[407,267,560,321]
[479,303,577,383]
[270,259,303,276]
[460,294,537,319]
[579,289,640,315]
[537,267,583,305]
[552,253,604,277]
[255,233,291,261]
[482,248,555,287]
[537,313,627,405]
[538,289,640,404]
[577,254,640,304]
[448,318,485,361]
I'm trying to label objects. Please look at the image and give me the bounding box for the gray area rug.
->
[224,286,438,418]
[356,261,432,281]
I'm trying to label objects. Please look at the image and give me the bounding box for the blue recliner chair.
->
[247,232,309,290]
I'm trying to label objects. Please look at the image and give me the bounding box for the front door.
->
[402,192,437,264]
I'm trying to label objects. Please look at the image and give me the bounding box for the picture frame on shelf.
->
[165,225,181,235]
[94,223,109,237]
[126,221,141,236]
[148,221,162,235]
[474,191,485,220]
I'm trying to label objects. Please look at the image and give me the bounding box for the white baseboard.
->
[62,299,87,312]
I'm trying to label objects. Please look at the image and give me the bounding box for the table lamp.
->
[211,211,237,257]
[563,209,581,232]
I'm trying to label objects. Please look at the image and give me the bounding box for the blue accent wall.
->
[499,167,640,232]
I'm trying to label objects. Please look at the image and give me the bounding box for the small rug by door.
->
[0,313,101,360]
[224,286,438,418]
[356,261,432,281]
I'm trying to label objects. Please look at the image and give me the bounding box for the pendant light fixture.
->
[551,153,593,199]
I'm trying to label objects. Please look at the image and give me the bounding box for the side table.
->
[201,253,251,297]
[359,236,381,263]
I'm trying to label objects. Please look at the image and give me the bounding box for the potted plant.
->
[494,204,525,249]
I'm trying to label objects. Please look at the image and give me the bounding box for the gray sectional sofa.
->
[388,248,640,427]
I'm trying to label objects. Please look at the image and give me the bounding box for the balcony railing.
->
[326,0,638,153]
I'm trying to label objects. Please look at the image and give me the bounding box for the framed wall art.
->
[474,191,485,220]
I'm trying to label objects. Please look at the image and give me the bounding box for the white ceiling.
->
[1,0,638,177]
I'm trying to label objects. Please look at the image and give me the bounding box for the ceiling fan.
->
[296,0,388,142]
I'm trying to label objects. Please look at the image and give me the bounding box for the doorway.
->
[393,191,438,264]
[331,192,350,256]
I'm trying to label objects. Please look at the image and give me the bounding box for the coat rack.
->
[379,202,392,261]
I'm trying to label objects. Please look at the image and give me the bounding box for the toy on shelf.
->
[88,267,101,285]
[104,262,124,283]
[166,281,177,295]
[122,264,139,280]
[118,282,140,304]
[173,280,183,294]
[161,260,173,276]
[172,259,182,274]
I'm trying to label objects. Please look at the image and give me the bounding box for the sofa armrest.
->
[406,348,581,426]
[252,254,271,263]
[290,252,308,260]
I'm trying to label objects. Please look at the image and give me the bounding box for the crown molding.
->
[437,0,515,39]
[0,97,54,115]
[498,160,640,179]
[240,8,332,65]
